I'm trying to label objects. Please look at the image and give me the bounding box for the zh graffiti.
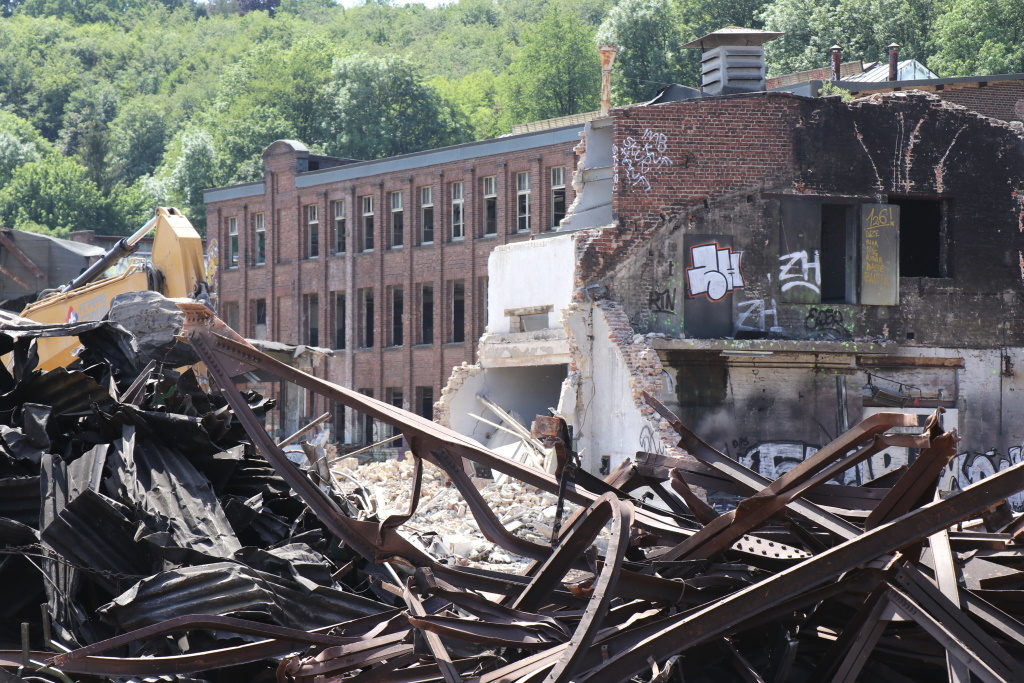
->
[736,297,779,332]
[612,129,673,192]
[779,250,821,294]
[687,242,744,301]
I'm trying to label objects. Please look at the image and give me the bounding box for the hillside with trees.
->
[0,0,1019,236]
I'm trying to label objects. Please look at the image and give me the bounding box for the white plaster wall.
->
[570,305,658,473]
[487,235,577,334]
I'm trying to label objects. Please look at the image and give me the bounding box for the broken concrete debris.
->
[0,310,1022,682]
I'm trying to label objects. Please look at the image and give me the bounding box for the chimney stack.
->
[830,45,842,81]
[682,27,783,95]
[887,43,900,81]
[599,45,618,117]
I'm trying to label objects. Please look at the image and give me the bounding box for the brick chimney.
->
[682,26,783,95]
[830,45,842,81]
[887,43,900,81]
[599,45,618,116]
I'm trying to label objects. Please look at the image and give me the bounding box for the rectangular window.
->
[304,204,319,258]
[361,196,374,251]
[302,293,319,347]
[252,298,267,340]
[221,301,239,330]
[332,200,346,254]
[482,176,497,236]
[419,186,434,244]
[449,280,465,343]
[253,213,266,265]
[333,291,346,349]
[388,286,403,347]
[227,217,238,267]
[360,288,374,348]
[358,389,374,444]
[419,283,433,345]
[450,181,464,240]
[892,197,945,278]
[386,387,403,436]
[516,171,531,233]
[390,191,404,248]
[415,386,434,420]
[550,166,566,229]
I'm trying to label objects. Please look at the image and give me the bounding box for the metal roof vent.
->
[682,26,783,96]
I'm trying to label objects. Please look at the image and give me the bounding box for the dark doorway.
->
[820,204,850,302]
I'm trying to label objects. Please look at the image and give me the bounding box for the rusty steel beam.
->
[570,462,1024,681]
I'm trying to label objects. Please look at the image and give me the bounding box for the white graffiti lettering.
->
[612,128,673,192]
[736,297,779,332]
[686,243,744,301]
[939,447,1024,511]
[778,250,821,293]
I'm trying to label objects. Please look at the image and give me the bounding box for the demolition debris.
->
[0,308,1021,682]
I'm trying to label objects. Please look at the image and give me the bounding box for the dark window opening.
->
[415,386,434,420]
[450,280,465,343]
[390,287,403,347]
[485,197,497,235]
[892,197,944,278]
[302,293,319,347]
[420,284,433,345]
[361,289,374,348]
[820,203,852,303]
[334,404,346,443]
[253,298,267,339]
[334,292,345,349]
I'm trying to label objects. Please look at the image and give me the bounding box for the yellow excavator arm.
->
[18,207,208,369]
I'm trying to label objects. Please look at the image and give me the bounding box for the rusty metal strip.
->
[0,230,45,279]
[866,430,958,529]
[812,579,892,682]
[403,578,461,683]
[406,613,566,649]
[930,523,972,682]
[570,462,1024,681]
[669,469,719,523]
[888,565,1018,683]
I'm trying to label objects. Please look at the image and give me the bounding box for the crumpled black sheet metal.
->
[98,560,388,632]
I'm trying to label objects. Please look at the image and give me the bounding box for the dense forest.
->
[0,0,1020,237]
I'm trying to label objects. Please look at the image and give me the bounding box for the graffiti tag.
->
[804,307,850,340]
[612,129,674,192]
[736,297,779,332]
[687,242,744,301]
[649,288,677,314]
[778,250,821,294]
[940,447,1024,511]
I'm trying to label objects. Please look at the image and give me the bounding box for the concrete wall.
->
[487,234,577,334]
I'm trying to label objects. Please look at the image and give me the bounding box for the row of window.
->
[226,279,486,350]
[224,168,567,267]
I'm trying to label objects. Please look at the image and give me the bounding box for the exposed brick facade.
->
[205,132,579,440]
[932,80,1024,124]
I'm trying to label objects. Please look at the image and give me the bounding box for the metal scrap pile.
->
[0,314,1022,682]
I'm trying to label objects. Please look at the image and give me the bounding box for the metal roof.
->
[844,59,937,82]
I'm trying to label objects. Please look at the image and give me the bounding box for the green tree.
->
[929,0,1024,76]
[430,69,504,140]
[165,128,219,232]
[0,111,50,189]
[597,0,686,103]
[0,154,109,236]
[501,4,601,126]
[759,0,935,75]
[328,53,468,159]
[106,95,173,187]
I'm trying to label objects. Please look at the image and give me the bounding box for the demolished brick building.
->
[440,30,1024,508]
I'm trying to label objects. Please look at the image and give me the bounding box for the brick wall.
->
[207,137,577,441]
[933,81,1024,123]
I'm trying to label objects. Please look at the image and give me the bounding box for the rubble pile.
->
[335,457,573,570]
[0,311,1022,682]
